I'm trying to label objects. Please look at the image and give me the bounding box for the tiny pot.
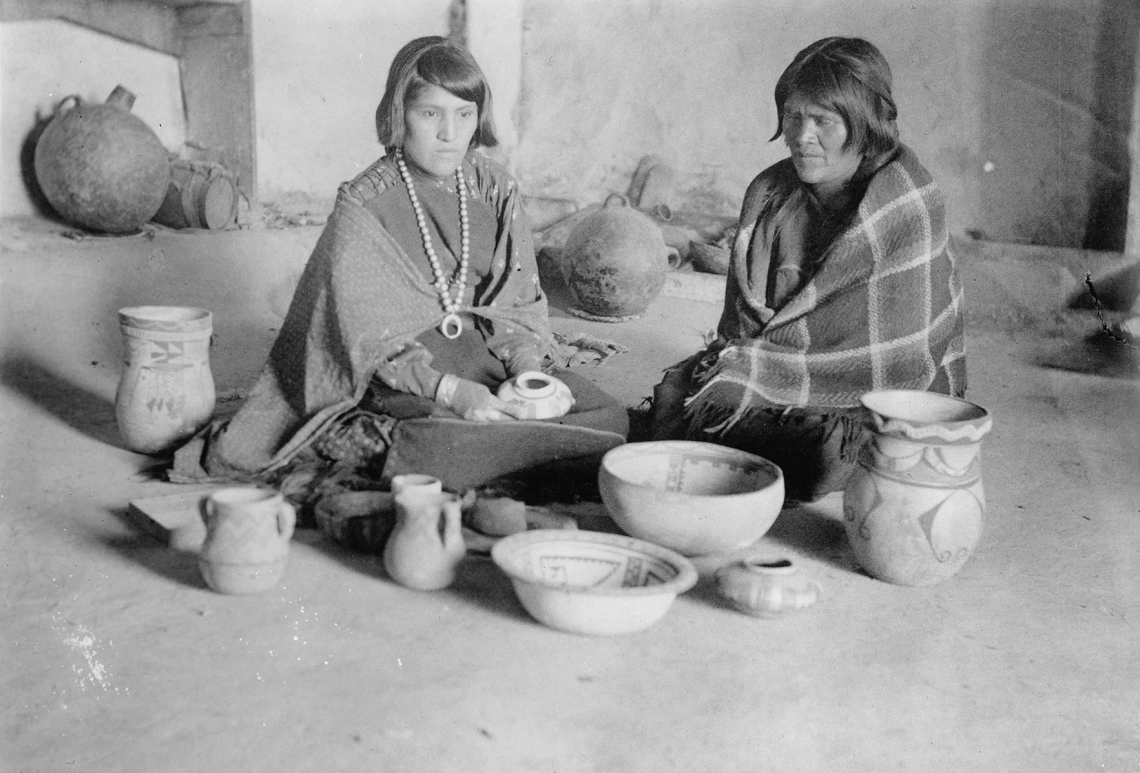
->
[496,371,574,419]
[715,557,820,618]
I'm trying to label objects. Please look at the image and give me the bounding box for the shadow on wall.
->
[18,109,65,222]
[1083,2,1140,252]
[980,1,1139,249]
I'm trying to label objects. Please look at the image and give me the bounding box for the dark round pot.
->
[560,196,670,321]
[34,85,170,233]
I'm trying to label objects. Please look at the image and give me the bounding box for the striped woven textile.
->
[687,144,966,431]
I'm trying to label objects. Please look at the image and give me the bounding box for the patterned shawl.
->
[687,145,966,430]
[189,152,552,477]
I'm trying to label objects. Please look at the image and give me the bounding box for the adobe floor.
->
[1,217,1138,772]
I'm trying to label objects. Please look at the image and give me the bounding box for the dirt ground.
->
[2,218,1138,772]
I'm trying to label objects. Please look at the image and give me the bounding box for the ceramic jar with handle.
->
[383,486,465,591]
[34,85,170,233]
[115,306,216,454]
[199,487,296,594]
[842,389,993,586]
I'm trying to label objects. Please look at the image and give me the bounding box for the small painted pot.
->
[715,558,820,619]
[496,372,575,419]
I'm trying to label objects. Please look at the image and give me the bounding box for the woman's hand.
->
[434,374,527,422]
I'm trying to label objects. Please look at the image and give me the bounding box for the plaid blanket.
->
[180,153,553,478]
[687,145,966,429]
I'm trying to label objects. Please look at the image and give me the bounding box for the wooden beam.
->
[175,0,257,212]
[0,0,179,55]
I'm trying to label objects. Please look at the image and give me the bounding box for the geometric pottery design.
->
[917,488,984,563]
[539,556,621,588]
[862,436,981,488]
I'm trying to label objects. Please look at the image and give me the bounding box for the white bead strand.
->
[395,148,469,339]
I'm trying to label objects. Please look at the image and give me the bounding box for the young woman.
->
[174,37,627,502]
[650,37,966,502]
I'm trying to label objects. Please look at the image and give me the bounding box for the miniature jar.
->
[715,557,820,619]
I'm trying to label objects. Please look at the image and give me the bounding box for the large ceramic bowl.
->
[598,441,785,556]
[491,529,698,636]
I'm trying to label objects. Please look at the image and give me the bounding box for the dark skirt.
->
[650,365,866,503]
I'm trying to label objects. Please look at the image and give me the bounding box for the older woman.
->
[174,37,627,501]
[650,37,966,502]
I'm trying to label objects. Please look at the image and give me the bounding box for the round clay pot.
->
[560,195,670,321]
[842,389,993,586]
[34,85,170,233]
[715,557,820,618]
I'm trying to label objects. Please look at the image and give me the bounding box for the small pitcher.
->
[383,489,465,591]
[199,487,295,594]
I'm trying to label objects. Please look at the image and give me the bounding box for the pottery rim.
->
[511,371,557,400]
[118,305,213,329]
[860,389,989,426]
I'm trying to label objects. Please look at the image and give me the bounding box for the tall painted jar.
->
[115,306,216,454]
[842,389,993,587]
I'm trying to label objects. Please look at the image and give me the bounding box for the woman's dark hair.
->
[771,37,899,178]
[376,36,498,153]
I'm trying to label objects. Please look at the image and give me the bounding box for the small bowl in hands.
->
[490,529,698,636]
[497,371,575,419]
[598,441,785,556]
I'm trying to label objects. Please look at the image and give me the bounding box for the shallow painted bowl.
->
[598,441,785,556]
[490,529,698,636]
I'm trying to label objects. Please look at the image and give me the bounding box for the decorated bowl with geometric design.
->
[491,529,698,636]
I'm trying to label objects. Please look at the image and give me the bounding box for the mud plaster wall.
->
[250,0,453,205]
[0,1,453,218]
[2,0,1137,252]
[0,20,186,219]
[514,0,1139,250]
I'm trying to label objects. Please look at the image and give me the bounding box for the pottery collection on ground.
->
[114,308,992,629]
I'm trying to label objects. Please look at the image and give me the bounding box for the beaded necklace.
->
[395,147,469,340]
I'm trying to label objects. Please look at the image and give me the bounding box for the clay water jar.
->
[198,488,296,595]
[115,306,216,454]
[842,389,993,586]
[34,85,170,233]
[560,195,670,321]
[383,489,466,591]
